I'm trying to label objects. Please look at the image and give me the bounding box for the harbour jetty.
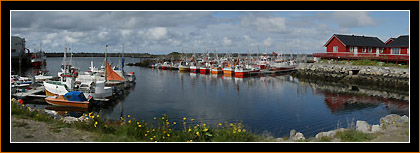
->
[293,63,409,90]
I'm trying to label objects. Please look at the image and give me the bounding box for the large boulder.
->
[380,114,408,128]
[289,129,305,141]
[356,120,371,133]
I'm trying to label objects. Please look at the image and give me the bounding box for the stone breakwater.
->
[293,63,409,90]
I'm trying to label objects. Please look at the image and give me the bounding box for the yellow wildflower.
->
[137,122,140,125]
[218,123,222,126]
[150,138,153,140]
[138,125,142,128]
[97,114,99,118]
[128,115,130,118]
[204,128,208,132]
[196,132,200,136]
[188,128,192,132]
[183,117,187,120]
[145,134,148,136]
[233,130,236,134]
[173,122,176,125]
[154,117,156,120]
[191,119,195,122]
[128,120,131,124]
[238,129,242,133]
[167,134,170,137]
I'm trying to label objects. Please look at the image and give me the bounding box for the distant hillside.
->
[45,52,158,58]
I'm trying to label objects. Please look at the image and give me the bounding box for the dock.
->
[12,86,46,98]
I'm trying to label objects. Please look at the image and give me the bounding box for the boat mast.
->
[104,44,108,82]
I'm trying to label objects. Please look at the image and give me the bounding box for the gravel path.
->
[11,116,97,142]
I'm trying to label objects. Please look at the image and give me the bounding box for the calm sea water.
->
[23,57,409,138]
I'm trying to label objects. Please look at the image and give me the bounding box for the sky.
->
[11,11,409,54]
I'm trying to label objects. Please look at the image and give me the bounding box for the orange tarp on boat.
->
[106,60,125,81]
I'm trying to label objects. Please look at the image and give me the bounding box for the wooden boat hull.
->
[45,97,89,108]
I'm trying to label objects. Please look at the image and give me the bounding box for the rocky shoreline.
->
[293,63,409,91]
[281,114,409,142]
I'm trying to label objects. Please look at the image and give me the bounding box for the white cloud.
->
[223,37,232,46]
[144,27,168,40]
[263,37,272,47]
[256,17,287,32]
[120,29,132,38]
[98,31,109,40]
[331,11,376,28]
[64,35,78,44]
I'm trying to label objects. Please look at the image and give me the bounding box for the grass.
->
[76,113,262,142]
[11,99,263,142]
[321,59,408,68]
[335,129,375,142]
[11,98,380,142]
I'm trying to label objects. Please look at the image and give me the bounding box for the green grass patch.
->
[335,129,375,142]
[321,59,408,68]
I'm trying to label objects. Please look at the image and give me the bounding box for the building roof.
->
[328,34,387,48]
[386,35,409,47]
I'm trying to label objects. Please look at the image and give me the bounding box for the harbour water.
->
[22,57,409,138]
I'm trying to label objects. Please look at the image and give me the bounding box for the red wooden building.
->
[313,34,409,64]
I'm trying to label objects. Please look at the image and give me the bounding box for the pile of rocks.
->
[285,114,409,142]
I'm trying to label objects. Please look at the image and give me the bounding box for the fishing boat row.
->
[13,45,136,109]
[150,52,297,78]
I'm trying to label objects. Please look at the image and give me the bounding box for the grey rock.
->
[380,114,401,127]
[400,115,409,123]
[371,124,382,133]
[62,116,79,124]
[356,120,371,133]
[289,129,305,141]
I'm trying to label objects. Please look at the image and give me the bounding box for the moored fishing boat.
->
[178,61,190,72]
[210,64,223,74]
[223,66,235,75]
[190,62,200,73]
[45,91,92,108]
[269,60,297,72]
[199,63,210,74]
[234,65,251,78]
[161,62,170,70]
